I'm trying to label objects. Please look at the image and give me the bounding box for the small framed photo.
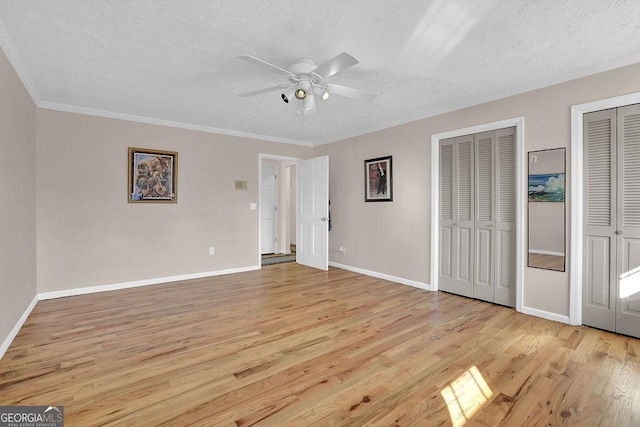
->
[128,147,178,203]
[364,156,393,202]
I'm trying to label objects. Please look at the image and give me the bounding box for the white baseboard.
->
[329,262,431,291]
[521,306,570,325]
[528,249,565,257]
[0,294,38,360]
[38,265,260,300]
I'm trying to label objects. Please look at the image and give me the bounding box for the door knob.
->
[616,230,623,235]
[321,217,327,221]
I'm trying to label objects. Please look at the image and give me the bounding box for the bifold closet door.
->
[440,129,515,306]
[473,131,495,302]
[439,135,475,298]
[494,128,516,307]
[584,104,640,338]
[616,104,640,338]
[473,128,516,305]
[583,108,617,331]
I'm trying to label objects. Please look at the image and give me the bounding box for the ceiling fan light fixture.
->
[295,88,307,100]
[322,90,330,101]
[281,87,295,103]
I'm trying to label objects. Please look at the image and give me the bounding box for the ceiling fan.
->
[237,52,377,116]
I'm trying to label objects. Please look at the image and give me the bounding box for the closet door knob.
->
[615,230,623,235]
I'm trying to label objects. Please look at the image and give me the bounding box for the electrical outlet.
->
[339,246,345,255]
[209,246,215,255]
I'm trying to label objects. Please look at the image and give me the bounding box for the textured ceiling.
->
[1,1,639,146]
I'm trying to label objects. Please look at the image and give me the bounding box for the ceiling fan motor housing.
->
[288,59,325,98]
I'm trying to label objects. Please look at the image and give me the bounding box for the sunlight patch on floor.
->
[440,365,493,427]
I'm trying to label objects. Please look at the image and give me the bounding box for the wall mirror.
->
[528,148,566,271]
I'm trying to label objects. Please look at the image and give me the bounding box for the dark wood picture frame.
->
[364,156,393,202]
[128,147,178,203]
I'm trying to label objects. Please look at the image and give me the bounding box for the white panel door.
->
[260,165,277,254]
[297,156,329,270]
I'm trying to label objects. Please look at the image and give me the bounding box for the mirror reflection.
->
[528,148,566,271]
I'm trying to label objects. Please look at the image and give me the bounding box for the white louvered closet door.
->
[472,128,516,305]
[439,139,456,292]
[473,131,495,302]
[584,105,640,339]
[583,108,617,331]
[494,128,517,306]
[616,104,640,338]
[439,129,515,305]
[439,135,475,298]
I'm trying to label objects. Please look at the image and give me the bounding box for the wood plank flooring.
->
[1,263,639,426]
[528,253,565,272]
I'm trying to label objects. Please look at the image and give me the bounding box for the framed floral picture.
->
[128,147,178,203]
[364,156,393,202]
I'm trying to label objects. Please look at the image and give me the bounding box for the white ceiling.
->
[1,1,639,146]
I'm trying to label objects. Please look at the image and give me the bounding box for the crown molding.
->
[38,101,314,147]
[0,19,41,104]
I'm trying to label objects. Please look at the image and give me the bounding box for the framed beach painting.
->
[528,173,565,202]
[128,147,178,203]
[365,156,393,202]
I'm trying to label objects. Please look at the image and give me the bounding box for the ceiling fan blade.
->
[238,85,286,98]
[238,55,292,76]
[313,52,359,78]
[327,84,377,102]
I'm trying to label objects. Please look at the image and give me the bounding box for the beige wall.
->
[314,122,431,282]
[5,42,640,333]
[36,110,312,292]
[315,61,640,316]
[0,47,37,344]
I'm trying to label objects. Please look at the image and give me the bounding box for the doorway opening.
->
[259,154,299,266]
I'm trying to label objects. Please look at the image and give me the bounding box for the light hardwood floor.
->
[1,263,639,426]
[528,253,565,272]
